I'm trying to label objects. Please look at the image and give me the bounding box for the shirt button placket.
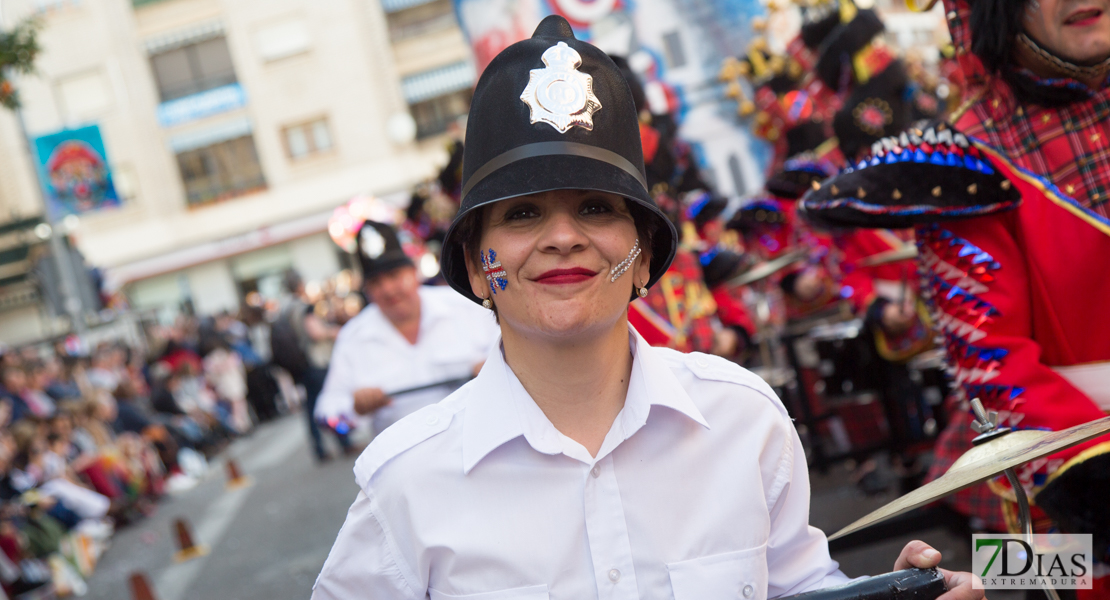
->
[583,456,638,600]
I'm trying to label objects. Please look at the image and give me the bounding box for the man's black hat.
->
[800,2,842,50]
[765,119,839,200]
[440,15,677,304]
[833,60,912,161]
[357,220,413,280]
[815,8,884,89]
[685,193,728,231]
[700,249,748,290]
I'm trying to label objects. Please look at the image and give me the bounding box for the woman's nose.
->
[538,210,589,254]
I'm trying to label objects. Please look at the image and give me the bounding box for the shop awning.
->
[401,61,475,104]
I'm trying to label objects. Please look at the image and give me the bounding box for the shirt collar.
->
[461,324,709,474]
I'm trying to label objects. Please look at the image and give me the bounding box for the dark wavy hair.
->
[968,0,1029,75]
[969,0,1085,105]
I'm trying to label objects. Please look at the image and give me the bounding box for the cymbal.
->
[828,415,1110,541]
[858,245,918,267]
[728,249,808,287]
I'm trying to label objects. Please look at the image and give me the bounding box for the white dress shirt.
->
[314,285,499,434]
[313,325,849,600]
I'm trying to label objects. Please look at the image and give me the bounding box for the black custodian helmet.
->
[440,15,677,304]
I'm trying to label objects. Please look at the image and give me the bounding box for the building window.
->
[386,0,457,41]
[282,118,333,160]
[253,20,312,62]
[35,0,79,12]
[410,89,472,139]
[662,31,686,69]
[176,136,266,207]
[150,36,237,102]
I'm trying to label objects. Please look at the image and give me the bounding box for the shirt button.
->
[608,569,620,582]
[425,414,439,426]
[695,357,709,368]
[590,465,601,478]
[743,584,754,598]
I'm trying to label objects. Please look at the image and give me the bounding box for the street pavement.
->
[85,413,1015,600]
[85,414,362,600]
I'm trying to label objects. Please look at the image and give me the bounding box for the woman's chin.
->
[507,297,626,341]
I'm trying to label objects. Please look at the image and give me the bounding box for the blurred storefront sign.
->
[103,190,410,291]
[156,82,246,127]
[32,125,121,218]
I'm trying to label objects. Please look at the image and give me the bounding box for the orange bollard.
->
[172,518,209,563]
[225,459,253,490]
[129,572,159,600]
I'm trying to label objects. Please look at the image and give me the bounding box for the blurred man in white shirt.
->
[314,220,498,437]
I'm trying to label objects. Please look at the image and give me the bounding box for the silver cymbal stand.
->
[969,398,1060,600]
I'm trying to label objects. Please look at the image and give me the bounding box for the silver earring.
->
[610,239,641,283]
[481,297,493,309]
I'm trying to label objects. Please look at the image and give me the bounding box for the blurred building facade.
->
[0,0,474,341]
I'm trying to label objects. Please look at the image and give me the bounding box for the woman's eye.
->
[580,201,613,215]
[504,205,538,220]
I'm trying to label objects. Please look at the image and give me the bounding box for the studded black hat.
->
[439,15,677,304]
[356,220,413,280]
[799,121,1022,230]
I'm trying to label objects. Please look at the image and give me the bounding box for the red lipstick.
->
[534,267,597,285]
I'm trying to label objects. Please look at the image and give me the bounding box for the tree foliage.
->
[0,19,41,110]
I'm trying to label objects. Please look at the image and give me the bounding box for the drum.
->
[784,317,944,473]
[905,348,951,436]
[803,319,886,398]
[784,318,891,469]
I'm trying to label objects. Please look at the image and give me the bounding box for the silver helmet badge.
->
[520,42,602,133]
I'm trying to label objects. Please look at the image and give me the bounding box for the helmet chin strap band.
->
[460,141,649,202]
[1016,32,1110,82]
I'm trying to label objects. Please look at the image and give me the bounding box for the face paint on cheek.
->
[1025,0,1040,21]
[609,239,642,283]
[481,249,508,293]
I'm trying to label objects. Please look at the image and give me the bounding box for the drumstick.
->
[386,376,474,398]
[317,377,475,431]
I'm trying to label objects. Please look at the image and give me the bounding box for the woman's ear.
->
[635,246,653,290]
[464,246,489,300]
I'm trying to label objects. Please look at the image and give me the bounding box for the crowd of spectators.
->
[0,271,362,598]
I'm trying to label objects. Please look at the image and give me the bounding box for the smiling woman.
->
[454,191,658,300]
[311,14,982,600]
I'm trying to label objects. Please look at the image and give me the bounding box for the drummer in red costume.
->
[801,0,1110,587]
[611,55,735,356]
[686,192,757,356]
